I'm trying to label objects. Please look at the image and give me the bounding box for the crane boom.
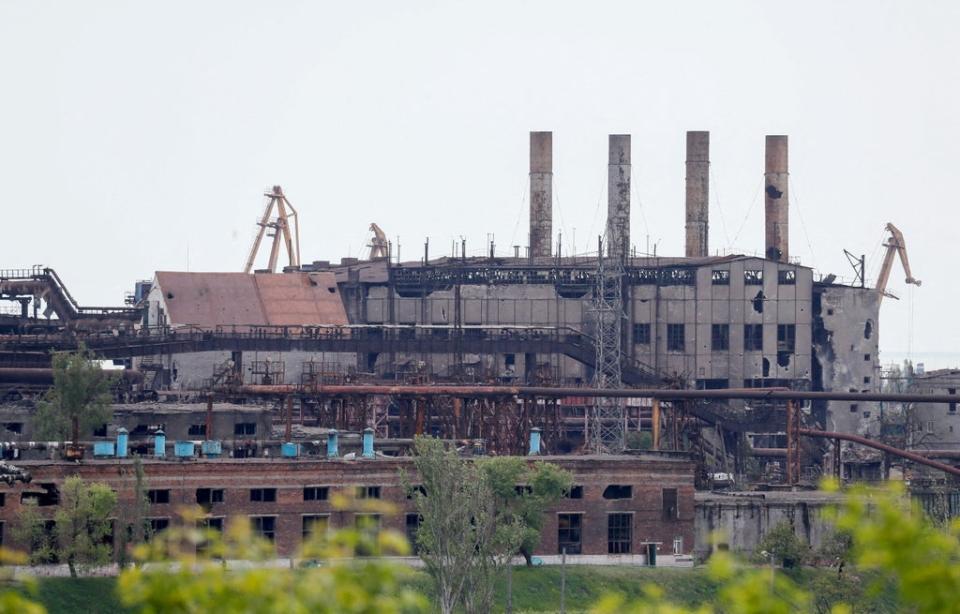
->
[875,223,921,303]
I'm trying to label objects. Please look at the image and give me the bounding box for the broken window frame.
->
[632,323,651,345]
[357,486,382,500]
[666,324,685,352]
[602,484,633,500]
[196,488,224,505]
[711,270,730,286]
[662,488,679,520]
[147,489,171,505]
[557,513,582,555]
[251,515,276,541]
[777,324,796,354]
[744,269,764,285]
[607,513,633,554]
[304,486,330,501]
[234,422,257,437]
[743,324,763,352]
[711,324,730,351]
[250,488,277,503]
[405,513,422,553]
[303,514,330,540]
[777,269,796,285]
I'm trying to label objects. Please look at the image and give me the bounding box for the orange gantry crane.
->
[243,186,301,274]
[875,223,921,303]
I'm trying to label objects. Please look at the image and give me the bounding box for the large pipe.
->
[764,135,789,262]
[801,428,960,478]
[224,384,960,404]
[529,131,553,259]
[685,131,710,258]
[607,134,631,259]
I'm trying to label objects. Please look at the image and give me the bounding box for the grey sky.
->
[1,1,957,362]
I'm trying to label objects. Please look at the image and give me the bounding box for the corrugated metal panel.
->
[156,272,267,327]
[155,271,348,328]
[255,272,348,326]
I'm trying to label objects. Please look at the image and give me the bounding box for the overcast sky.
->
[1,1,957,363]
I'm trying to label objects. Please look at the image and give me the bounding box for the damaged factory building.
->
[129,132,880,478]
[0,129,913,563]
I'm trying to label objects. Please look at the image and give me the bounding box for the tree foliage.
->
[56,477,117,577]
[753,520,809,568]
[13,477,117,576]
[404,436,522,614]
[118,503,427,614]
[33,345,113,445]
[478,456,572,565]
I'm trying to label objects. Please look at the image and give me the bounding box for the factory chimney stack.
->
[764,135,789,262]
[529,132,553,259]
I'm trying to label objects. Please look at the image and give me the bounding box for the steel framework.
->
[589,239,626,453]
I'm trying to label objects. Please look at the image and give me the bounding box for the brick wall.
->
[0,454,694,559]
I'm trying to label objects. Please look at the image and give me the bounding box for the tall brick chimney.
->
[764,135,789,262]
[685,131,710,258]
[607,134,631,259]
[529,132,553,258]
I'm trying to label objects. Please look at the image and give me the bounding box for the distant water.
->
[881,351,960,371]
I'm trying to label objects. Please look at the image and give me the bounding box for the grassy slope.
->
[27,566,897,614]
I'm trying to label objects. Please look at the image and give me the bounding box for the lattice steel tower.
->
[589,236,626,453]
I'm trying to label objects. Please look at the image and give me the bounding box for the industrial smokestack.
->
[764,135,789,262]
[685,131,710,258]
[529,131,553,259]
[607,134,631,259]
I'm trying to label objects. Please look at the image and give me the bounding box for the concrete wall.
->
[814,285,880,436]
[694,491,842,559]
[908,371,960,450]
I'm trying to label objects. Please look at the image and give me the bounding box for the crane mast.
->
[243,186,301,274]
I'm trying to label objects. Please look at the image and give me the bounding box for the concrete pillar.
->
[607,134,631,259]
[529,132,553,258]
[685,131,710,258]
[764,135,789,262]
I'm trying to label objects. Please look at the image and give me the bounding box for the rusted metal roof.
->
[154,271,347,328]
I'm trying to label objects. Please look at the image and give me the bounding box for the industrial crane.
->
[243,186,301,274]
[875,223,921,303]
[368,223,389,260]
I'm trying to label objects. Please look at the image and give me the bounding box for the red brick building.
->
[0,453,694,564]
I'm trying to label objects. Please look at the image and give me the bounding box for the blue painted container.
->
[174,441,194,458]
[281,442,299,458]
[93,442,115,457]
[116,427,128,458]
[154,430,166,458]
[326,429,339,458]
[201,440,222,458]
[528,427,542,456]
[361,427,375,458]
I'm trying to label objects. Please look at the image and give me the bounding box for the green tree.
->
[404,436,521,614]
[479,456,572,565]
[753,520,809,568]
[33,345,113,447]
[11,501,57,566]
[54,476,118,577]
